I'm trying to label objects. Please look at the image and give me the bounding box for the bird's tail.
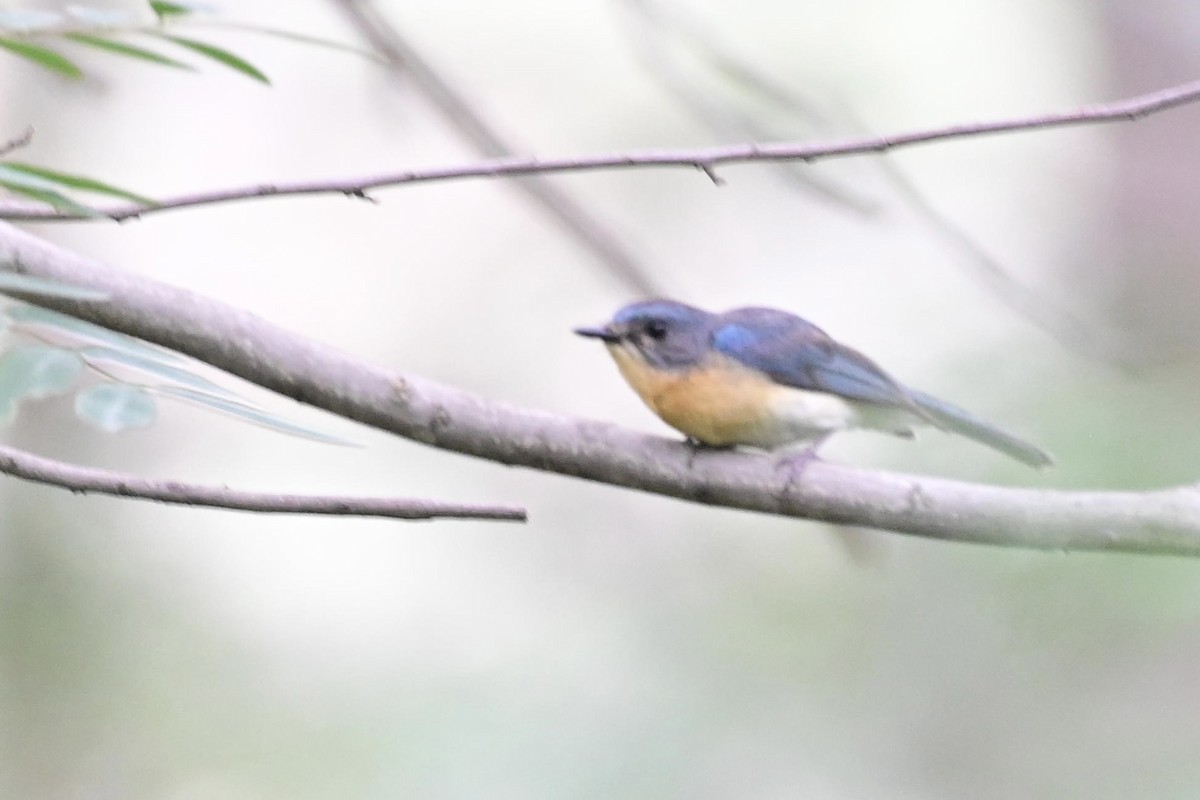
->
[909,390,1053,469]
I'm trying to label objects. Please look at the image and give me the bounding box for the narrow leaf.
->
[0,37,83,79]
[0,179,101,217]
[79,345,241,400]
[2,161,157,206]
[63,32,194,71]
[154,34,269,83]
[156,385,356,446]
[148,1,208,20]
[5,305,190,365]
[0,272,108,301]
[75,382,157,432]
[0,163,70,192]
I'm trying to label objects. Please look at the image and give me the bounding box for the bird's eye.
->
[644,321,668,341]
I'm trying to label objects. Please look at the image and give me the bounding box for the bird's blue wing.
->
[712,308,913,407]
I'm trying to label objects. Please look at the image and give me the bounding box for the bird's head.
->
[574,300,714,370]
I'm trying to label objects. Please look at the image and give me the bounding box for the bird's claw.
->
[775,434,832,486]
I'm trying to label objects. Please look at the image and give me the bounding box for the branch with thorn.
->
[3,80,1198,222]
[1,220,1199,553]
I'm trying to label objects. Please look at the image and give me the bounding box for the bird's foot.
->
[681,437,734,469]
[775,434,831,487]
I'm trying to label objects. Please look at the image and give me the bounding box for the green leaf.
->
[0,36,83,79]
[63,32,194,71]
[0,345,85,424]
[0,179,101,217]
[0,163,69,192]
[153,33,269,83]
[79,345,241,400]
[156,385,356,446]
[0,273,108,301]
[2,161,157,206]
[148,1,207,20]
[5,305,191,365]
[75,382,157,432]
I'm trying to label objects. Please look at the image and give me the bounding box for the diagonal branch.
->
[3,79,1200,223]
[326,0,660,296]
[1,220,1198,554]
[0,441,526,520]
[616,1,1148,366]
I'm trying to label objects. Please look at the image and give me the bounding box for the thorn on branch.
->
[5,78,1200,237]
[697,162,725,185]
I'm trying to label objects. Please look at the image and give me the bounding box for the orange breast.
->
[606,345,779,446]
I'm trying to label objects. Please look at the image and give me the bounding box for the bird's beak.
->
[574,324,622,344]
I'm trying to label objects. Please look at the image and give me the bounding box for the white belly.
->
[759,386,918,449]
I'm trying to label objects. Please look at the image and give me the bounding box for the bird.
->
[574,299,1052,468]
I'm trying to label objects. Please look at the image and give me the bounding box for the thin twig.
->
[0,127,34,158]
[0,441,526,521]
[326,0,660,296]
[617,1,1139,364]
[4,79,1200,223]
[3,220,1200,554]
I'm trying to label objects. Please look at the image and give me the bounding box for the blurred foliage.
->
[0,157,156,217]
[0,0,373,83]
[0,3,358,444]
[0,0,372,216]
[0,2,266,213]
[0,301,352,442]
[0,1,269,83]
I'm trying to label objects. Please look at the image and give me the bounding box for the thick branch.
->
[3,79,1199,222]
[1,221,1198,553]
[0,442,525,520]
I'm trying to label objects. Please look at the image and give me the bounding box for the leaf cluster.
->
[0,160,155,218]
[0,1,270,82]
[0,283,351,443]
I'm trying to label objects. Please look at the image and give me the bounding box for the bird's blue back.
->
[711,307,915,408]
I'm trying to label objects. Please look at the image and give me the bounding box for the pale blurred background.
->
[3,0,1200,797]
